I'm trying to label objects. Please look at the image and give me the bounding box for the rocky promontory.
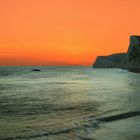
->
[93,53,127,68]
[93,35,140,72]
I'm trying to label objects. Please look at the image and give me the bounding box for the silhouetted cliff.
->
[93,53,126,68]
[127,36,140,68]
[93,35,140,71]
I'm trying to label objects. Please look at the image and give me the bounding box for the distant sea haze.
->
[0,66,140,140]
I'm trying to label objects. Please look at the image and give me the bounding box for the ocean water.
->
[0,66,140,140]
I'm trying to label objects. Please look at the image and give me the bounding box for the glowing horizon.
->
[0,0,140,66]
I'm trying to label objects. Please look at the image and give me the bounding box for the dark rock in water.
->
[32,69,41,72]
[93,35,140,72]
[129,68,140,73]
[93,53,127,68]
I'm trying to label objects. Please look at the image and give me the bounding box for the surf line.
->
[1,111,140,140]
[96,111,140,122]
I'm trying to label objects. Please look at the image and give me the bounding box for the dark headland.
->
[93,35,140,73]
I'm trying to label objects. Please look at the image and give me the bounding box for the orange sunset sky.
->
[0,0,140,66]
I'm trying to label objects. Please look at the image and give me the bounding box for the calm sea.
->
[0,66,140,140]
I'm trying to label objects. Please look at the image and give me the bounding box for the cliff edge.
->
[93,35,140,71]
[127,36,140,68]
[93,53,126,68]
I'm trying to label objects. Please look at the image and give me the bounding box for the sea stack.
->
[93,35,140,72]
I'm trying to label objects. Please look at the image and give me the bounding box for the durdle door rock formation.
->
[93,35,140,72]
